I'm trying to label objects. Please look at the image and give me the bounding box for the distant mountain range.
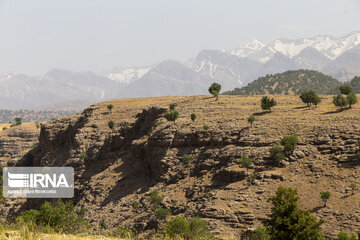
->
[1,31,360,110]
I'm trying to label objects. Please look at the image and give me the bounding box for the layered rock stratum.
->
[5,95,360,239]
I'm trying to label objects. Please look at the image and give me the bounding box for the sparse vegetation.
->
[280,135,299,156]
[17,199,89,234]
[155,208,171,220]
[248,115,255,127]
[181,154,192,164]
[208,82,221,101]
[108,120,115,129]
[333,94,348,109]
[346,92,358,108]
[131,201,139,210]
[163,110,179,122]
[350,183,357,195]
[80,152,88,161]
[113,226,135,239]
[251,225,271,240]
[107,104,114,113]
[163,216,213,240]
[339,85,353,95]
[15,117,22,126]
[191,113,196,121]
[299,90,321,107]
[261,96,277,112]
[336,232,357,240]
[203,125,209,130]
[320,191,331,207]
[241,156,253,174]
[264,187,324,240]
[169,103,177,110]
[149,190,163,208]
[269,145,285,164]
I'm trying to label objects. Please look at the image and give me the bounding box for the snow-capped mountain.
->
[101,66,151,84]
[228,31,360,61]
[1,31,360,110]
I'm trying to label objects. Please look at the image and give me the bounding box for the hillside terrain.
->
[1,32,360,110]
[223,70,359,95]
[3,95,360,239]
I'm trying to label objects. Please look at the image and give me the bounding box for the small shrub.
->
[208,82,222,101]
[154,121,161,128]
[163,110,179,122]
[100,218,107,229]
[149,190,163,208]
[280,135,299,156]
[131,201,139,209]
[346,92,358,108]
[108,120,115,129]
[164,216,213,240]
[269,145,285,164]
[261,96,277,112]
[333,94,348,109]
[107,104,114,113]
[169,103,177,110]
[248,116,255,127]
[241,156,253,174]
[2,127,7,131]
[15,117,22,126]
[247,173,257,185]
[251,225,271,240]
[80,152,88,161]
[156,208,171,220]
[339,85,352,95]
[17,199,90,234]
[203,125,209,130]
[337,232,357,240]
[181,154,192,164]
[320,191,331,207]
[113,226,135,239]
[350,183,357,195]
[191,113,197,121]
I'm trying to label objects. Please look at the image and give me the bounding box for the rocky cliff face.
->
[11,95,360,239]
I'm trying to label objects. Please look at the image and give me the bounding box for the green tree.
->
[299,91,321,107]
[333,94,348,109]
[208,82,222,101]
[339,85,353,95]
[269,146,285,165]
[149,190,163,209]
[241,156,253,175]
[264,187,324,240]
[15,117,22,126]
[320,191,330,207]
[248,115,255,127]
[156,208,171,220]
[280,135,299,156]
[107,104,114,113]
[169,104,177,110]
[336,232,357,240]
[108,120,115,130]
[251,226,271,240]
[164,110,179,122]
[346,92,358,108]
[164,216,213,240]
[261,96,277,112]
[191,113,197,121]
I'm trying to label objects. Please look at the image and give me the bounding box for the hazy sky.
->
[0,0,359,75]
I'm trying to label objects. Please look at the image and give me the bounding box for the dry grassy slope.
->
[17,95,360,240]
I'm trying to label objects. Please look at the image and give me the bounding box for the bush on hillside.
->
[17,199,89,233]
[280,135,299,156]
[299,90,321,107]
[164,110,179,122]
[263,187,324,240]
[208,82,222,101]
[261,96,277,112]
[333,94,348,109]
[346,92,358,108]
[269,146,285,164]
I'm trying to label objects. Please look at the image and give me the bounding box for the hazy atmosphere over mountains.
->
[1,32,360,110]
